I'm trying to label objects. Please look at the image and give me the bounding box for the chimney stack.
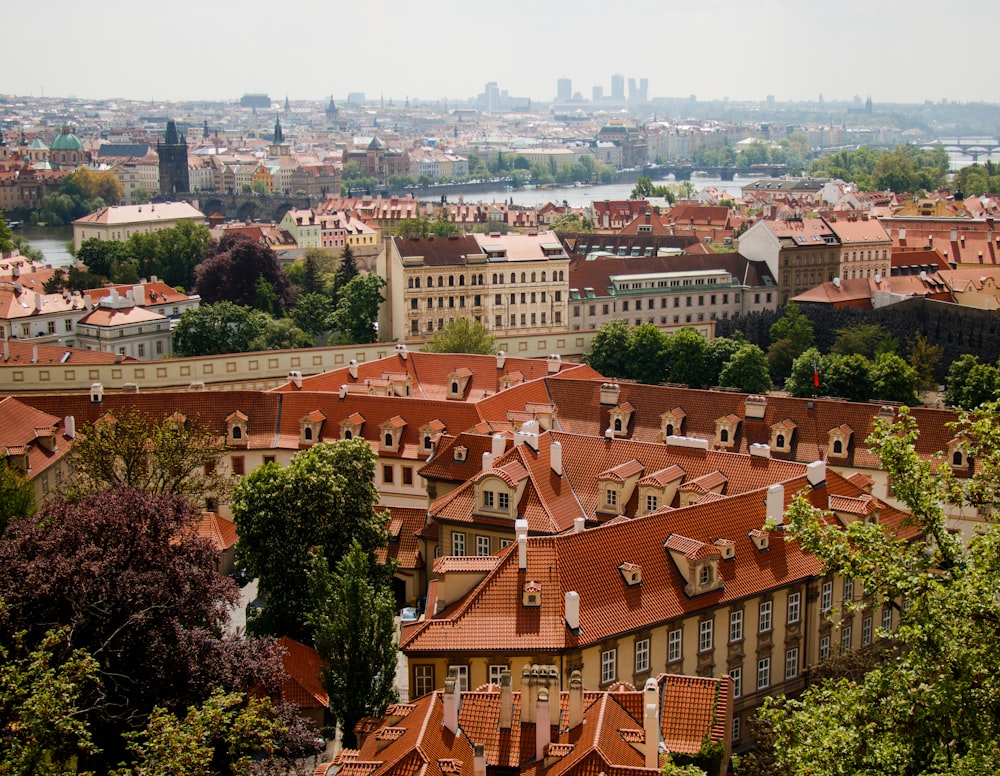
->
[550,440,563,476]
[483,451,494,471]
[766,483,784,526]
[442,674,459,734]
[643,678,660,769]
[499,670,513,729]
[535,689,551,762]
[496,350,506,369]
[807,460,826,486]
[492,433,506,457]
[348,359,359,379]
[568,670,584,729]
[565,591,580,631]
[64,415,76,439]
[573,517,585,533]
[516,519,529,571]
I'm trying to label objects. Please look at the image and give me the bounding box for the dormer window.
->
[232,426,243,440]
[340,412,365,442]
[827,424,853,460]
[664,534,724,597]
[714,414,741,449]
[380,416,406,452]
[447,367,473,399]
[299,410,326,446]
[946,437,970,470]
[607,402,635,439]
[523,581,541,607]
[699,565,712,586]
[420,420,446,454]
[619,562,642,586]
[769,419,796,453]
[833,439,843,454]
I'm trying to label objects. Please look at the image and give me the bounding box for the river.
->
[12,225,74,267]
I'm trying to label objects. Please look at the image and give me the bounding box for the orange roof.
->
[196,511,239,552]
[278,636,328,709]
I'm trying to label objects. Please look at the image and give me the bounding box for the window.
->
[483,490,495,508]
[498,492,509,510]
[840,625,852,654]
[759,601,772,633]
[881,606,893,632]
[668,628,682,662]
[862,615,873,646]
[646,494,658,512]
[605,489,617,508]
[451,532,466,556]
[402,467,413,486]
[785,647,799,679]
[263,455,275,465]
[488,664,506,685]
[729,610,744,643]
[699,565,711,586]
[449,665,469,692]
[732,716,741,742]
[821,580,833,613]
[729,666,742,698]
[843,577,854,604]
[787,591,801,624]
[383,465,394,484]
[819,635,831,660]
[699,619,713,653]
[231,456,245,476]
[601,648,617,684]
[634,638,650,674]
[414,665,435,698]
[756,657,770,690]
[476,535,490,556]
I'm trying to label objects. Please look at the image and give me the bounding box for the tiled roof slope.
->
[0,340,140,365]
[0,396,71,477]
[542,379,959,470]
[403,469,906,654]
[277,636,328,709]
[377,505,427,572]
[339,672,728,776]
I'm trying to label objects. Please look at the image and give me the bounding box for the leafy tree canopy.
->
[195,233,292,311]
[173,301,269,357]
[0,463,34,534]
[666,327,709,388]
[718,343,771,393]
[945,353,1000,410]
[584,319,632,379]
[423,316,498,354]
[768,302,814,353]
[333,273,385,344]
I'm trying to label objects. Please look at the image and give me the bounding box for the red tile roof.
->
[278,636,328,709]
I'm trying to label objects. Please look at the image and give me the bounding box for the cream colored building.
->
[73,202,205,251]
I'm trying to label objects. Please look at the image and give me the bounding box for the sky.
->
[5,0,999,106]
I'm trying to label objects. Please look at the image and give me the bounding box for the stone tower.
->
[157,120,189,196]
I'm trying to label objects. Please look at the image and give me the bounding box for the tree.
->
[0,463,34,534]
[822,353,874,402]
[667,327,709,388]
[136,220,211,290]
[423,317,498,354]
[61,406,233,505]
[232,440,390,640]
[785,347,823,397]
[76,237,133,280]
[308,542,397,748]
[332,244,359,299]
[766,337,799,383]
[704,335,745,387]
[395,217,431,239]
[831,322,896,359]
[291,292,337,338]
[718,344,771,393]
[627,324,670,385]
[907,332,944,393]
[584,319,632,379]
[0,211,12,253]
[871,352,919,404]
[195,233,292,311]
[173,302,269,357]
[333,273,385,344]
[249,317,314,351]
[0,488,291,770]
[132,186,152,204]
[549,212,593,234]
[945,354,1000,410]
[759,405,1000,774]
[768,302,814,353]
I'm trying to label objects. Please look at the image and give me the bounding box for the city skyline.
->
[4,0,1000,107]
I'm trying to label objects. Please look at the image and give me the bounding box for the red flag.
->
[813,359,820,388]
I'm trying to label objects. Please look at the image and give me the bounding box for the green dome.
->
[51,127,83,152]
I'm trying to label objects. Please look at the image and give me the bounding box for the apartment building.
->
[72,201,205,251]
[737,217,840,303]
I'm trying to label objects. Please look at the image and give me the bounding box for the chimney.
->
[287,370,302,389]
[90,382,104,404]
[574,516,585,533]
[31,345,38,363]
[643,678,660,769]
[515,428,539,451]
[951,229,958,243]
[546,353,561,374]
[522,666,536,723]
[442,674,459,734]
[516,519,528,571]
[899,227,906,241]
[339,384,348,399]
[499,670,513,729]
[482,451,494,471]
[34,292,42,312]
[64,415,76,439]
[599,382,621,406]
[496,350,506,369]
[766,483,784,526]
[488,433,504,457]
[348,359,359,379]
[535,689,551,762]
[807,460,826,486]
[568,670,584,729]
[2,340,8,360]
[395,342,408,360]
[474,744,486,776]
[565,590,580,631]
[550,440,563,475]
[133,284,146,306]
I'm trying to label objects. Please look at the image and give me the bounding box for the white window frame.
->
[483,490,495,508]
[414,665,435,698]
[759,600,772,633]
[729,610,744,643]
[785,647,799,680]
[862,615,873,646]
[498,491,509,510]
[634,638,650,674]
[787,591,801,624]
[668,628,682,662]
[476,535,490,556]
[732,716,741,742]
[841,625,852,654]
[605,488,617,508]
[449,664,469,692]
[451,532,466,556]
[881,606,893,632]
[488,664,506,685]
[756,657,770,690]
[729,666,742,698]
[601,648,617,684]
[819,634,830,660]
[646,494,658,512]
[821,580,833,613]
[699,619,713,653]
[843,577,854,604]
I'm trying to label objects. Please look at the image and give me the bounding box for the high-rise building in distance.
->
[557,78,571,101]
[611,73,625,101]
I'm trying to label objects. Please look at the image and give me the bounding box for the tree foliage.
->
[628,324,670,385]
[173,302,269,357]
[332,244,359,299]
[830,322,896,359]
[718,344,771,393]
[584,319,632,379]
[62,406,232,505]
[945,353,1000,410]
[232,440,390,640]
[761,404,1000,774]
[0,463,35,534]
[308,541,397,748]
[195,234,292,311]
[333,273,385,344]
[667,327,709,388]
[423,316,498,354]
[548,212,593,234]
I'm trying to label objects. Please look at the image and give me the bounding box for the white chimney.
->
[348,359,359,379]
[287,370,302,389]
[550,440,562,475]
[516,519,529,571]
[565,590,580,631]
[31,345,38,363]
[482,451,494,471]
[34,292,42,312]
[499,670,513,729]
[546,353,561,374]
[496,350,506,369]
[339,384,348,399]
[395,342,408,360]
[2,340,8,360]
[766,483,785,526]
[535,689,551,762]
[807,460,826,486]
[64,415,76,439]
[515,429,539,451]
[133,284,146,306]
[568,670,584,729]
[90,382,104,404]
[643,678,660,769]
[750,443,771,458]
[488,433,504,457]
[599,382,621,406]
[442,675,459,734]
[605,427,614,441]
[574,517,585,533]
[474,744,486,776]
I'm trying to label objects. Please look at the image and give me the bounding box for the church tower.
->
[157,120,189,196]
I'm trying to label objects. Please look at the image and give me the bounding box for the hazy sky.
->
[6,0,998,106]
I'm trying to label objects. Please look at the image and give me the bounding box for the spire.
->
[284,94,290,114]
[164,120,179,145]
[274,117,283,144]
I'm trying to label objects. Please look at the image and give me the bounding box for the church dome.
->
[50,127,84,152]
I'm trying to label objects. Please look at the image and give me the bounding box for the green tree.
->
[766,337,799,383]
[252,275,282,317]
[136,220,212,290]
[0,464,35,534]
[0,211,13,253]
[333,273,385,344]
[627,324,670,385]
[232,440,390,640]
[667,327,709,388]
[761,404,1000,775]
[332,244,359,299]
[308,542,397,748]
[784,347,823,397]
[132,187,152,205]
[396,217,430,239]
[251,179,269,196]
[249,318,314,351]
[62,406,232,504]
[76,237,134,280]
[907,332,944,393]
[822,353,874,402]
[768,302,814,353]
[428,218,460,237]
[173,302,268,357]
[831,322,896,359]
[549,212,593,234]
[423,317,498,354]
[584,319,632,379]
[704,335,745,387]
[291,292,337,338]
[871,352,919,404]
[945,354,1000,410]
[718,344,771,393]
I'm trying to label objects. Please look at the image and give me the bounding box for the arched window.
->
[614,418,623,432]
[720,428,729,443]
[521,272,526,283]
[449,276,454,287]
[451,381,459,394]
[510,273,516,283]
[344,430,353,440]
[427,276,433,288]
[232,426,242,440]
[953,450,963,466]
[699,565,711,585]
[408,278,414,288]
[833,439,843,455]
[304,427,313,441]
[541,271,547,281]
[384,432,393,447]
[492,273,498,284]
[776,433,785,448]
[531,272,536,282]
[665,424,674,437]
[424,435,433,450]
[478,274,484,285]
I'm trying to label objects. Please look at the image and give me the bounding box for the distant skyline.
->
[5,0,999,107]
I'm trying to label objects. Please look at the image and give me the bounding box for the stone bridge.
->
[175,193,315,222]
